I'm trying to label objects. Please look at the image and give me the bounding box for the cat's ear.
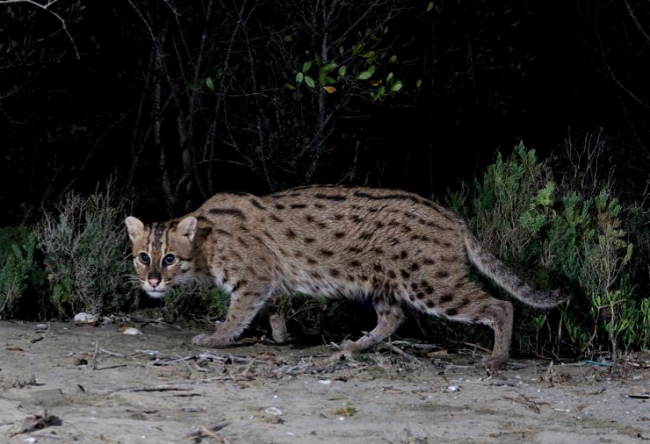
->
[177,216,197,242]
[125,217,145,242]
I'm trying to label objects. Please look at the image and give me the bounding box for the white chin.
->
[146,290,165,298]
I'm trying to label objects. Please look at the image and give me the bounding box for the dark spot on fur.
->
[440,293,454,303]
[425,300,435,308]
[236,237,249,247]
[309,270,322,278]
[250,199,266,210]
[231,280,248,292]
[349,260,361,267]
[209,208,246,219]
[348,246,363,253]
[371,247,384,254]
[334,231,345,239]
[290,203,307,209]
[373,264,384,272]
[334,214,344,221]
[329,269,341,278]
[350,215,363,223]
[314,203,325,209]
[315,193,347,201]
[304,237,315,244]
[400,269,410,279]
[275,203,285,210]
[305,215,314,223]
[307,258,317,265]
[270,214,283,223]
[445,308,458,317]
[410,263,420,272]
[285,228,297,239]
[216,228,232,236]
[358,231,373,241]
[435,270,450,279]
[374,221,384,229]
[411,282,419,291]
[319,249,334,257]
[353,191,419,203]
[400,250,408,259]
[387,270,397,279]
[423,258,436,265]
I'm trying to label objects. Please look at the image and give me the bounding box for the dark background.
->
[1,0,648,225]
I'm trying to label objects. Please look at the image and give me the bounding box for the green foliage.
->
[164,284,231,320]
[447,142,643,358]
[38,187,135,317]
[0,226,46,317]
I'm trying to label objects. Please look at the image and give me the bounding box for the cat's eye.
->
[162,254,175,266]
[139,252,150,264]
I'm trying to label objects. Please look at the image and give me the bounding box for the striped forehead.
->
[146,222,175,251]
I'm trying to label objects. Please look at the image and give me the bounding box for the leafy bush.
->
[38,187,135,317]
[447,142,643,358]
[0,225,46,318]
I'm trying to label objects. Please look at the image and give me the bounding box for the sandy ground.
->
[0,320,648,444]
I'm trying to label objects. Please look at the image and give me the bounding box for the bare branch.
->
[0,0,80,59]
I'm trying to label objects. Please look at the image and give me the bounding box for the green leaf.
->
[389,55,397,63]
[427,1,434,12]
[205,77,215,91]
[338,65,347,78]
[295,72,304,83]
[391,81,403,92]
[361,50,376,59]
[302,61,312,73]
[284,83,296,90]
[358,71,373,80]
[416,79,423,88]
[304,75,315,89]
[324,62,337,72]
[358,65,376,80]
[386,72,394,82]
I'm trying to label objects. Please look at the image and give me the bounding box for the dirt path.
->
[0,320,648,443]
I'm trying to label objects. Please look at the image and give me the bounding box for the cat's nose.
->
[148,278,160,288]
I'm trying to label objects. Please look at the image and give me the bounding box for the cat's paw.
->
[482,355,507,376]
[191,333,225,348]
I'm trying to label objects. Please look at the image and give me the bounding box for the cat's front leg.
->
[192,282,273,348]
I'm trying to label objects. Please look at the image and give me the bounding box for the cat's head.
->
[125,216,197,298]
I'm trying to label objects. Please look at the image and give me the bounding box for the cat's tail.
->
[462,233,569,308]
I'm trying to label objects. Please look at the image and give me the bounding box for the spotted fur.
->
[125,185,568,371]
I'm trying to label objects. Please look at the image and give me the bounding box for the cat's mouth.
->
[146,290,166,298]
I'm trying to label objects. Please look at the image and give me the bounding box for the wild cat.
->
[125,185,567,371]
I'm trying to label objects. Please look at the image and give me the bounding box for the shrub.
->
[38,186,135,317]
[447,142,642,359]
[0,225,46,318]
